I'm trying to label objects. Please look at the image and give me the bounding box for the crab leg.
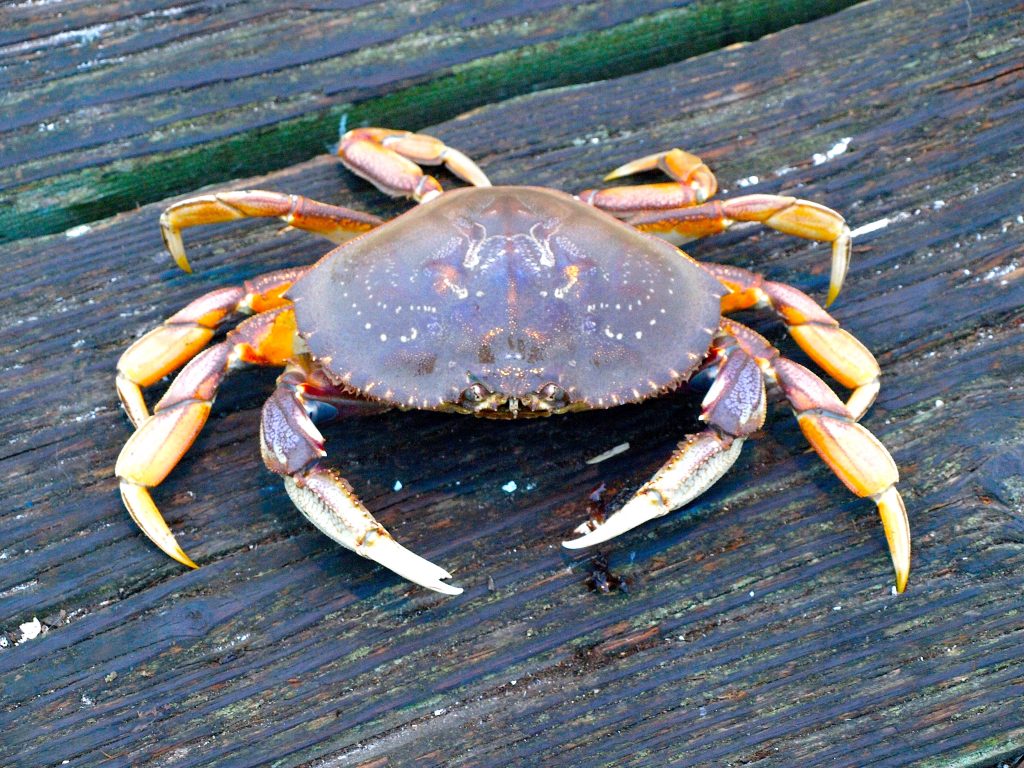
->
[116,267,306,427]
[337,127,491,203]
[160,191,382,273]
[116,307,297,568]
[704,263,881,419]
[261,360,461,594]
[564,319,910,592]
[564,342,766,550]
[627,194,852,306]
[579,147,719,211]
[723,319,909,591]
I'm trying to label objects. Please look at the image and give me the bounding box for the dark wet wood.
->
[0,0,859,243]
[2,0,1023,766]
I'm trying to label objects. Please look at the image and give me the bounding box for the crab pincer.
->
[261,362,462,594]
[564,344,764,549]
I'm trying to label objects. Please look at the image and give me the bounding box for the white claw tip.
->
[365,536,463,596]
[562,529,616,549]
[431,581,464,596]
[562,491,669,550]
[561,537,590,550]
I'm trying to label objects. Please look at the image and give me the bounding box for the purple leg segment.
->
[260,360,462,594]
[564,333,766,549]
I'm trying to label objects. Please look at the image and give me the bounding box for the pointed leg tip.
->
[174,549,200,569]
[120,481,200,569]
[825,284,840,308]
[441,148,491,188]
[160,218,192,273]
[603,163,643,182]
[604,150,667,181]
[115,374,151,428]
[165,240,192,273]
[154,530,200,570]
[876,486,910,594]
[174,254,194,274]
[826,232,851,307]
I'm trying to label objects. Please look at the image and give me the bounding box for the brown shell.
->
[289,186,723,409]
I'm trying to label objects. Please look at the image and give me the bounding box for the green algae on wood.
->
[0,0,861,244]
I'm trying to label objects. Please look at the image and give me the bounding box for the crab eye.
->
[460,383,489,404]
[538,383,567,403]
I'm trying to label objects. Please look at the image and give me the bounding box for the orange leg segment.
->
[579,147,718,213]
[116,267,306,427]
[706,263,880,420]
[116,307,297,568]
[160,191,381,273]
[337,127,490,203]
[630,195,852,306]
[721,318,909,591]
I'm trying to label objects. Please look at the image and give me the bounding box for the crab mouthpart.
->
[457,381,573,418]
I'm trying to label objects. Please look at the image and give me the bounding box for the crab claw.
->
[284,473,462,595]
[564,432,745,549]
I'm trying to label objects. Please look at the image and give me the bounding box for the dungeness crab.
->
[115,127,909,595]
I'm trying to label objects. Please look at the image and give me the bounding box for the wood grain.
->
[0,0,860,243]
[1,0,1023,766]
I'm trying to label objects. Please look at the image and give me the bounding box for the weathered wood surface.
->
[2,0,1024,765]
[0,0,859,243]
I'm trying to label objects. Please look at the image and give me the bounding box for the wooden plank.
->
[0,0,861,244]
[1,0,1023,766]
